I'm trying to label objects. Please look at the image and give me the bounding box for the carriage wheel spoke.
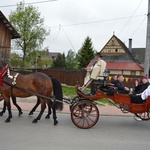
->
[71,101,99,129]
[135,111,150,121]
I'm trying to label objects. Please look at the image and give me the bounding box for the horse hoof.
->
[29,112,33,116]
[19,112,23,116]
[0,112,4,116]
[32,119,38,123]
[45,115,50,119]
[5,118,11,123]
[54,120,58,125]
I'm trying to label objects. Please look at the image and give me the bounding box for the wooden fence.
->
[15,68,143,88]
[41,69,86,86]
[40,69,142,88]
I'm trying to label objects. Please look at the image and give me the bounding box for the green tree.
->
[77,36,95,68]
[66,49,77,69]
[25,50,47,68]
[10,53,22,67]
[9,1,50,67]
[53,53,66,69]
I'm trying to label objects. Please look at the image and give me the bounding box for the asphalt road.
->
[0,111,150,150]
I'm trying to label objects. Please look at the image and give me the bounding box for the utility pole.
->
[144,0,150,77]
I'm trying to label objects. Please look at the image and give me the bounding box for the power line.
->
[0,0,57,8]
[49,14,145,28]
[130,16,147,37]
[118,0,144,36]
[60,24,76,52]
[52,24,61,40]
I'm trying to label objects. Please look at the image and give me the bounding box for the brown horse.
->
[0,61,63,125]
[0,76,63,120]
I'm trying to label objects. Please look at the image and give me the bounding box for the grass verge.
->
[62,85,110,105]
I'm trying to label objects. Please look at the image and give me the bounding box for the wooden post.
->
[144,0,150,77]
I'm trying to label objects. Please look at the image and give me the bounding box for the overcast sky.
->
[0,0,148,54]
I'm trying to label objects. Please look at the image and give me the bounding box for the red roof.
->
[106,62,144,71]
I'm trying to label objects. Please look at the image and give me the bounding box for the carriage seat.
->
[93,80,103,85]
[93,80,116,87]
[98,83,118,94]
[106,83,116,87]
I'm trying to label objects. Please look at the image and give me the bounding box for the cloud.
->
[0,0,147,54]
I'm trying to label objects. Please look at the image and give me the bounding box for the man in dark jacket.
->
[112,74,129,94]
[134,76,149,94]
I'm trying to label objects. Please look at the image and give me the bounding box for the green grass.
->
[62,86,77,98]
[62,86,90,98]
[62,85,110,105]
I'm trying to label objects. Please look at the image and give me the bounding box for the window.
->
[131,71,136,75]
[108,49,111,53]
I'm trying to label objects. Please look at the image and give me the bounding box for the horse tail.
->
[50,76,63,111]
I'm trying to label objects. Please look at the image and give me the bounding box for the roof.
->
[106,62,144,71]
[100,35,135,62]
[102,54,134,62]
[0,11,20,39]
[46,52,60,58]
[131,48,145,66]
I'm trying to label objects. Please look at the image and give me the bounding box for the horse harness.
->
[0,65,19,96]
[7,67,19,86]
[0,65,62,103]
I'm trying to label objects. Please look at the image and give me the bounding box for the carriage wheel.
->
[135,111,150,121]
[71,100,99,129]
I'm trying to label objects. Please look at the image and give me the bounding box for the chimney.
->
[128,38,132,53]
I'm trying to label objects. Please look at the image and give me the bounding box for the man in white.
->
[130,85,150,103]
[81,52,106,93]
[90,53,106,80]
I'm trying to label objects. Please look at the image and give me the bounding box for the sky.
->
[0,0,148,54]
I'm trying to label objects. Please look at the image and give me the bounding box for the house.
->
[0,11,20,62]
[132,48,145,66]
[40,49,60,60]
[100,35,144,76]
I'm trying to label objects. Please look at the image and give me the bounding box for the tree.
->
[37,57,53,68]
[66,49,77,69]
[53,53,66,68]
[9,1,50,67]
[10,53,22,67]
[77,36,95,68]
[25,50,51,68]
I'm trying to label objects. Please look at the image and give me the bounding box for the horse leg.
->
[32,101,46,123]
[29,97,40,115]
[11,97,23,116]
[52,102,58,125]
[0,101,6,116]
[5,98,12,123]
[45,103,51,119]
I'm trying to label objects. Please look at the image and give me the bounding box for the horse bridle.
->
[0,65,19,86]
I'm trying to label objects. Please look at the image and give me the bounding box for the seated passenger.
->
[134,79,140,93]
[134,76,149,94]
[113,74,129,94]
[130,85,150,104]
[111,75,117,84]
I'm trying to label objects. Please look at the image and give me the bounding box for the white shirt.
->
[141,85,150,100]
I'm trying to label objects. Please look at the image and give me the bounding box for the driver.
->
[80,52,106,94]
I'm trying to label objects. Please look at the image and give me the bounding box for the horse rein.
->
[0,65,62,104]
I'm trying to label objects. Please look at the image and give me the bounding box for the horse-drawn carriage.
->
[70,72,150,129]
[0,61,150,129]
